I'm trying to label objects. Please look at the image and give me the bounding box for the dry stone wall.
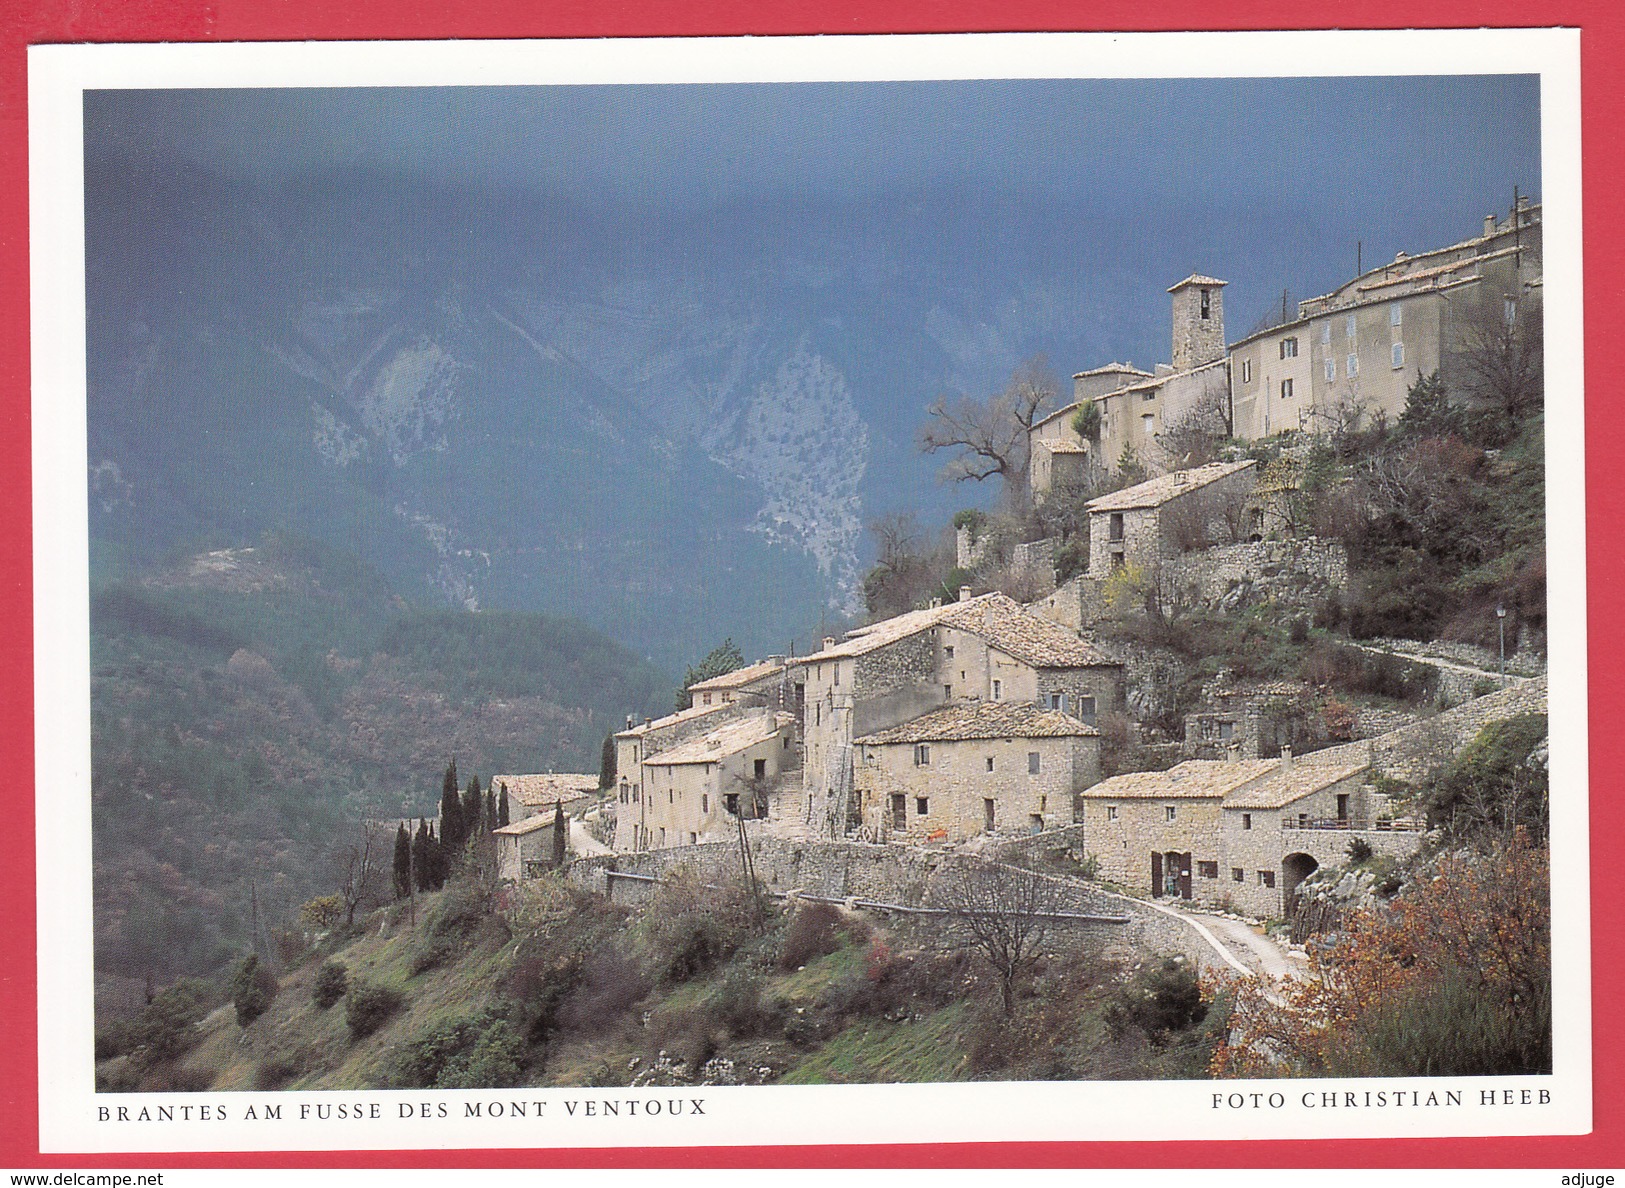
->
[1164,537,1347,615]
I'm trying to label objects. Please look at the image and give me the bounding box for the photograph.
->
[26,28,1589,1155]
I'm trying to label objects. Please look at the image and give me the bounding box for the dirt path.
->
[1344,640,1531,685]
[570,815,614,857]
[1180,910,1306,982]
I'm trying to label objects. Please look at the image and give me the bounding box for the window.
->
[1198,860,1219,879]
[914,743,931,766]
[1242,812,1252,831]
[724,793,739,816]
[992,679,1002,701]
[658,828,667,846]
[1200,288,1211,320]
[1280,337,1298,359]
[815,703,821,726]
[1049,693,1063,710]
[1280,378,1293,400]
[701,794,708,813]
[1320,322,1332,344]
[944,645,954,658]
[1028,751,1041,774]
[916,797,929,816]
[1345,314,1357,338]
[1165,805,1177,822]
[944,684,953,700]
[1346,353,1359,378]
[1142,412,1155,435]
[1391,342,1405,369]
[1218,720,1235,740]
[833,664,839,686]
[1324,358,1336,383]
[689,832,698,846]
[1241,358,1252,383]
[1109,512,1125,542]
[1232,867,1245,883]
[1107,805,1119,821]
[1504,296,1518,326]
[783,735,791,749]
[1390,302,1403,327]
[701,692,712,705]
[754,758,766,780]
[1259,870,1277,888]
[986,756,995,772]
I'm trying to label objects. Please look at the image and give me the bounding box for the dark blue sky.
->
[90,75,1539,220]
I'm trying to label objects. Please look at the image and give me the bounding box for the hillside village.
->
[487,200,1546,924]
[97,198,1552,1092]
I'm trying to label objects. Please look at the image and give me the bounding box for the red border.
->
[4,0,1621,1170]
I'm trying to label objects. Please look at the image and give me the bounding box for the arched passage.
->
[1282,851,1319,914]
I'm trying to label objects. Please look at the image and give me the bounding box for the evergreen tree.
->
[484,790,497,830]
[599,731,617,789]
[230,953,276,1028]
[675,638,744,711]
[498,785,511,828]
[412,819,433,893]
[429,825,446,890]
[439,759,464,857]
[462,775,483,837]
[552,799,567,868]
[392,823,412,900]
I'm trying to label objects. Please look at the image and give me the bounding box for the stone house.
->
[685,655,793,713]
[1085,458,1259,576]
[611,700,737,830]
[1029,276,1233,499]
[612,709,797,851]
[1078,742,1421,917]
[494,813,564,882]
[488,772,598,823]
[1181,678,1320,760]
[792,590,1123,839]
[852,701,1100,843]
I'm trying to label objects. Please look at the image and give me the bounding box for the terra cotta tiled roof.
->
[1086,459,1257,513]
[488,773,599,808]
[686,658,786,693]
[642,712,794,767]
[1080,759,1278,800]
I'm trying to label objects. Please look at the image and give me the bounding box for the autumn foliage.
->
[1212,830,1549,1078]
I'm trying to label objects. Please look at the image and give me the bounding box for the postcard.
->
[28,29,1588,1156]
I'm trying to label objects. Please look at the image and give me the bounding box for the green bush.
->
[1107,957,1207,1043]
[312,961,347,1010]
[1346,837,1374,865]
[389,1011,523,1089]
[777,901,842,971]
[129,979,212,1063]
[344,980,404,1040]
[230,954,278,1028]
[409,933,461,976]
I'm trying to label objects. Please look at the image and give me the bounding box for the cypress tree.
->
[439,759,464,856]
[498,785,511,828]
[552,800,567,867]
[428,824,446,890]
[485,790,497,830]
[392,823,411,900]
[412,819,432,893]
[462,776,483,837]
[599,731,617,789]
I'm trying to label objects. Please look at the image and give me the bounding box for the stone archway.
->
[1282,851,1319,914]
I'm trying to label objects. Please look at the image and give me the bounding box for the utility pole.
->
[1497,603,1508,685]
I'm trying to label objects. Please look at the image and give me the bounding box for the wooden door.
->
[1179,853,1193,900]
[1151,851,1164,898]
[891,794,907,831]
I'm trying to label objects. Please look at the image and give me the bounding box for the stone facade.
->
[1086,460,1259,577]
[494,814,563,881]
[1162,537,1348,615]
[613,710,798,851]
[852,704,1098,843]
[1181,680,1320,761]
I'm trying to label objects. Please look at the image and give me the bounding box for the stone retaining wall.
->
[1164,537,1348,615]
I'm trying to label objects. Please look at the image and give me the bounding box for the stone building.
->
[1181,678,1320,760]
[1084,458,1258,576]
[612,709,797,851]
[685,655,792,712]
[1078,743,1421,917]
[852,701,1100,843]
[792,590,1122,839]
[494,813,564,881]
[488,772,598,823]
[1229,202,1542,437]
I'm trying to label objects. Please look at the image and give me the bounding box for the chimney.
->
[1484,213,1497,237]
[644,716,652,729]
[626,714,634,729]
[1226,743,1240,764]
[958,584,973,602]
[767,654,784,667]
[822,636,837,651]
[928,597,941,609]
[1279,744,1293,770]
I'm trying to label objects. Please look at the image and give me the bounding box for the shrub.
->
[312,961,347,1010]
[1107,957,1207,1043]
[409,932,461,976]
[1070,399,1101,442]
[389,1010,523,1089]
[952,508,988,539]
[427,884,492,937]
[344,981,404,1040]
[777,901,842,971]
[95,1020,136,1062]
[253,1054,303,1090]
[555,947,650,1035]
[641,868,755,984]
[299,895,345,932]
[1054,538,1090,584]
[230,954,278,1028]
[1346,837,1374,865]
[1425,713,1549,842]
[129,980,211,1063]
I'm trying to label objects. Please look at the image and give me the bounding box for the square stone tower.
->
[1168,274,1228,372]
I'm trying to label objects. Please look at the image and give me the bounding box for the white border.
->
[30,29,1588,1154]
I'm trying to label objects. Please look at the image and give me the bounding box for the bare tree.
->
[1156,383,1232,467]
[862,512,952,620]
[1449,288,1544,422]
[332,823,390,929]
[919,356,1059,508]
[938,860,1065,1016]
